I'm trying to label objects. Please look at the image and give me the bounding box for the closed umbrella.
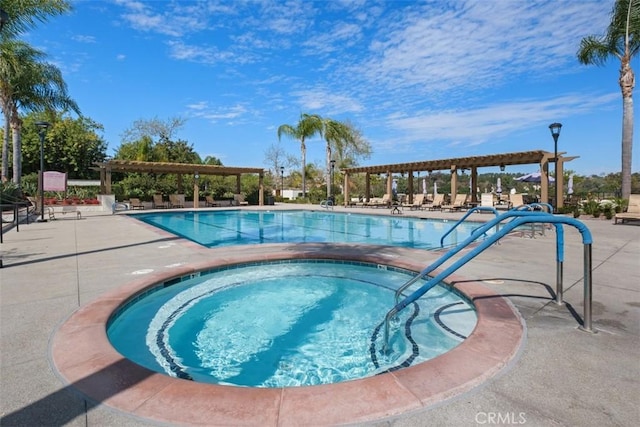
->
[568,175,574,195]
[433,182,438,198]
[422,177,427,194]
[496,177,502,194]
[392,179,398,200]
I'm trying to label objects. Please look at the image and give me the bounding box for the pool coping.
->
[50,246,525,426]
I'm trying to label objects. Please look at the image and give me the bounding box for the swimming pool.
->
[131,210,482,249]
[107,260,477,387]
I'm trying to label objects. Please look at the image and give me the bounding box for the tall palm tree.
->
[0,1,70,40]
[322,119,352,198]
[578,0,640,200]
[277,113,323,198]
[0,39,79,185]
[0,0,72,183]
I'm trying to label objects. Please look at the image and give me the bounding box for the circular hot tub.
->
[51,250,524,426]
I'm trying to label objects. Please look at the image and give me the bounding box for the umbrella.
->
[392,179,398,199]
[515,171,555,183]
[422,177,427,194]
[568,175,574,195]
[433,182,438,198]
[496,177,502,194]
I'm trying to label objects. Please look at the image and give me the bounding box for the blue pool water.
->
[132,210,481,249]
[107,260,477,387]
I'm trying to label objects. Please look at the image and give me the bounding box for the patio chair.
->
[205,195,217,207]
[153,194,168,209]
[169,194,185,208]
[404,194,425,210]
[441,194,468,212]
[424,193,444,210]
[129,198,145,210]
[614,194,640,224]
[509,193,525,209]
[234,194,249,206]
[480,193,494,208]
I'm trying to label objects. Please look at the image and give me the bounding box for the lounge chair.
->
[234,194,249,206]
[405,194,425,210]
[441,194,468,212]
[169,194,185,208]
[205,195,217,207]
[424,193,444,210]
[614,194,640,224]
[371,194,391,208]
[153,194,168,209]
[509,193,525,209]
[480,193,494,208]
[129,198,145,210]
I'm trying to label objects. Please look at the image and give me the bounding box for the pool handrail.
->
[401,209,554,306]
[439,206,500,248]
[383,213,594,353]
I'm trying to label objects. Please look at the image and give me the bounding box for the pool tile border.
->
[50,246,525,426]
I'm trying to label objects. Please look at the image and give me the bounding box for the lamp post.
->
[329,160,336,201]
[280,166,284,199]
[35,121,51,222]
[0,9,8,31]
[549,122,562,210]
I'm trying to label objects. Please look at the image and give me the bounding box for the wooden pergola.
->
[342,150,577,208]
[94,160,265,206]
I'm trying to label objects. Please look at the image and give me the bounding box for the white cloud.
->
[384,92,619,148]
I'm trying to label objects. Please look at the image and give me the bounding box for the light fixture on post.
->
[330,160,336,201]
[549,122,562,210]
[35,121,51,222]
[500,164,505,172]
[280,166,284,199]
[0,8,9,31]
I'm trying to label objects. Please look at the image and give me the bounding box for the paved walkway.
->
[1,205,639,426]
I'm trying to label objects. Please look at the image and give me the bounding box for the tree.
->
[322,119,371,197]
[577,0,640,200]
[0,1,71,40]
[20,112,107,179]
[0,0,72,183]
[277,113,323,198]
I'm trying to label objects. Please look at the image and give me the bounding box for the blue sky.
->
[25,0,638,176]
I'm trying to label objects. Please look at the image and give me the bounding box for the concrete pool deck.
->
[1,204,639,426]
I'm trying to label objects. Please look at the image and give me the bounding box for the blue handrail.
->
[439,206,500,248]
[400,209,549,305]
[383,212,593,352]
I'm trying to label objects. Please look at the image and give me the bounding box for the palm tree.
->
[0,39,79,185]
[0,0,73,183]
[578,0,640,200]
[277,113,323,198]
[0,1,70,40]
[322,119,351,198]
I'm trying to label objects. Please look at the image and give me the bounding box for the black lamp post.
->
[330,160,336,200]
[280,166,284,199]
[35,121,51,222]
[549,122,562,210]
[0,9,9,31]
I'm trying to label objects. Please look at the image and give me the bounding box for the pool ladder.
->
[381,210,595,353]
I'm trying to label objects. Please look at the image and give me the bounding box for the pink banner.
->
[43,171,67,192]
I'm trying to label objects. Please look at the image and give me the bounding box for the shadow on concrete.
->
[2,236,181,268]
[0,358,153,426]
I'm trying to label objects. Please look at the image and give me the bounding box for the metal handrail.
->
[439,206,500,248]
[382,212,594,353]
